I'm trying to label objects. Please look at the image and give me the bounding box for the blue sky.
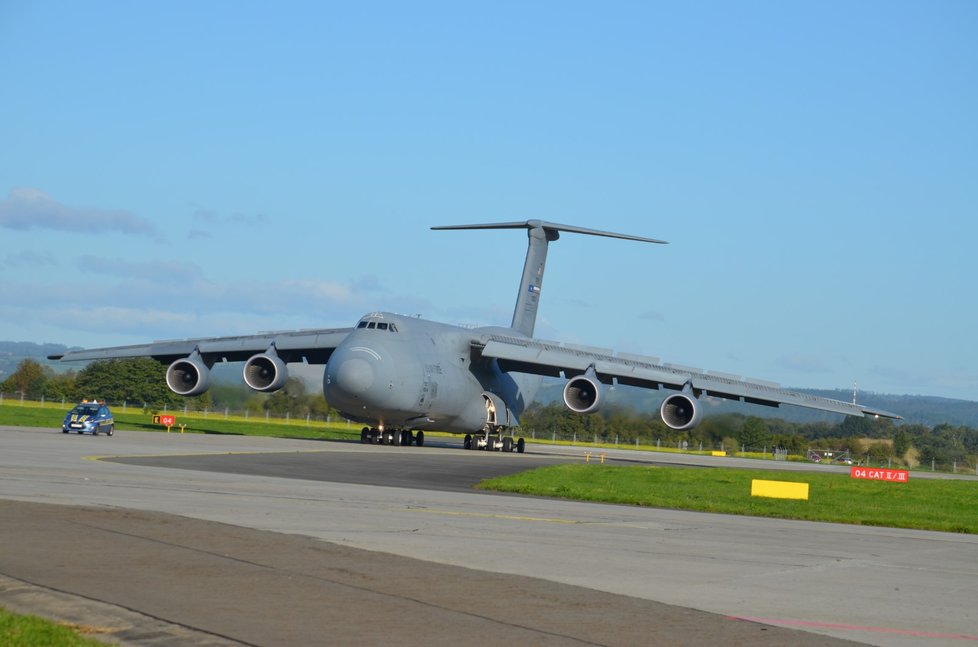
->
[1,1,975,400]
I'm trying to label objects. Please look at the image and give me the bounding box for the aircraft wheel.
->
[107,425,114,437]
[415,431,424,447]
[361,427,370,444]
[503,437,513,453]
[370,428,380,444]
[517,438,525,453]
[463,434,472,450]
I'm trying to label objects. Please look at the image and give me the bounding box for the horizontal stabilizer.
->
[432,220,668,245]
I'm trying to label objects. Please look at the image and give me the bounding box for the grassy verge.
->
[0,607,106,647]
[477,464,978,533]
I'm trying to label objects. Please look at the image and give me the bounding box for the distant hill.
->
[0,341,73,379]
[4,341,975,427]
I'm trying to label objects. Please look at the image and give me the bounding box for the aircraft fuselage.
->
[323,312,539,434]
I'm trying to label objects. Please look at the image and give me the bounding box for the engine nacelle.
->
[243,351,288,392]
[659,392,703,430]
[563,371,604,414]
[166,353,211,396]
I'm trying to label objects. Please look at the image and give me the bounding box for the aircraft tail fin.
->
[432,220,667,337]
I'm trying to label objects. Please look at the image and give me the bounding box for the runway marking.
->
[728,616,978,641]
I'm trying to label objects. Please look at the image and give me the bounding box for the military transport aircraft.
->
[50,221,899,451]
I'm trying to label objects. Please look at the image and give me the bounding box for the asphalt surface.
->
[0,499,857,647]
[104,443,574,492]
[2,426,976,646]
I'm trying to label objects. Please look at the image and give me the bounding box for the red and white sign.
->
[850,467,909,482]
[159,415,176,427]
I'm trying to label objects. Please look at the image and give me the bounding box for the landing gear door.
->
[483,392,514,428]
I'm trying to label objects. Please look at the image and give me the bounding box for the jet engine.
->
[563,368,603,414]
[659,392,702,430]
[243,350,288,392]
[166,353,211,396]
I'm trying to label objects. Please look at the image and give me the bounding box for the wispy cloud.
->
[76,256,205,283]
[0,188,160,238]
[193,209,267,225]
[190,208,268,239]
[1,250,58,270]
[0,271,382,340]
[638,310,665,322]
[194,209,268,227]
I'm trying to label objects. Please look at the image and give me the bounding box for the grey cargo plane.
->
[50,221,900,451]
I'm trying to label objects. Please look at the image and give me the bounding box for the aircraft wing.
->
[48,327,354,365]
[477,334,901,419]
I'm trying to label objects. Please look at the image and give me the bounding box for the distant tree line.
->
[0,358,342,421]
[518,401,978,470]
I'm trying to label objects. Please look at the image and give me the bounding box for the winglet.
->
[860,405,903,420]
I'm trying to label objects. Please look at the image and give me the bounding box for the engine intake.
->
[659,392,702,430]
[563,369,603,414]
[166,353,211,396]
[243,351,288,392]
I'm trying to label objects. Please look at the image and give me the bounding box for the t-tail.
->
[432,220,667,337]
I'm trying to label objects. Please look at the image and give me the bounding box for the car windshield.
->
[71,404,100,415]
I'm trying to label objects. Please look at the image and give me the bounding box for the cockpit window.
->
[358,318,398,332]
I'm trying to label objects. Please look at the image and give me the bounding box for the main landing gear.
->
[360,427,424,447]
[464,431,526,453]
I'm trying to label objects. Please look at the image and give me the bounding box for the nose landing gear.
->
[464,429,525,453]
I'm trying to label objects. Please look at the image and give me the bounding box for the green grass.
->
[477,464,978,533]
[0,607,108,646]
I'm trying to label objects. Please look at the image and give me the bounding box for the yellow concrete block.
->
[711,451,727,457]
[751,479,809,500]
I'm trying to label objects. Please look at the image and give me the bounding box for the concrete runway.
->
[1,426,976,646]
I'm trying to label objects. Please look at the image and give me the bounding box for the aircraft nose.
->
[335,357,374,395]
